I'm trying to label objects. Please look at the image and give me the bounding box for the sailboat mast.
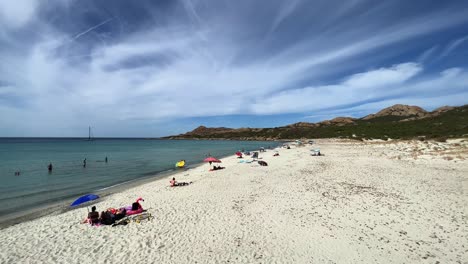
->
[88,126,91,140]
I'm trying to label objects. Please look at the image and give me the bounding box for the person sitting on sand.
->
[170,177,191,187]
[82,206,100,225]
[170,177,177,186]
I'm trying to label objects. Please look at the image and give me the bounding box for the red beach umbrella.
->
[203,157,221,163]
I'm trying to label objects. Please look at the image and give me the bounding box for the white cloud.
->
[250,63,467,115]
[0,0,39,28]
[343,63,422,88]
[0,1,468,136]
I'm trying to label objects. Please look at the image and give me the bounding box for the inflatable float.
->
[126,207,143,216]
[175,160,185,168]
[121,197,145,215]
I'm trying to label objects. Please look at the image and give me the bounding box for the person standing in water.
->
[83,158,87,168]
[48,163,53,172]
[105,157,108,163]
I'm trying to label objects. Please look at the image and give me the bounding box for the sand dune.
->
[1,139,467,263]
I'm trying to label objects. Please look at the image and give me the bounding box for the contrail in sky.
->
[72,18,113,40]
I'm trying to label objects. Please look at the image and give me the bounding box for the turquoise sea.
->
[0,138,278,225]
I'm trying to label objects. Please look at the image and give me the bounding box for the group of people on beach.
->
[45,157,108,173]
[82,198,143,226]
[81,147,276,227]
[82,206,128,226]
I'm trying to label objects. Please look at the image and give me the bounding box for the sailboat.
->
[87,126,94,141]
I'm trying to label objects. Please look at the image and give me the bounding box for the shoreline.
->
[0,143,282,229]
[0,168,179,229]
[1,139,466,263]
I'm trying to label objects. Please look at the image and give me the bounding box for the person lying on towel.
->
[170,177,192,187]
[212,165,225,170]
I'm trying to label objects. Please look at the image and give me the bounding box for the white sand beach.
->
[1,139,467,263]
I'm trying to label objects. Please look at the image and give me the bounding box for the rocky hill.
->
[163,104,468,140]
[318,117,357,126]
[362,104,428,120]
[183,126,234,136]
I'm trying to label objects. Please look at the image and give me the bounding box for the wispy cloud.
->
[72,18,113,41]
[0,0,467,136]
[417,46,439,63]
[251,63,467,115]
[269,0,302,34]
[440,35,468,58]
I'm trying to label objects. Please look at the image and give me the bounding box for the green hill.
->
[164,104,468,141]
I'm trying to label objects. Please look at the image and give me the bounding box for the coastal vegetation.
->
[164,104,468,141]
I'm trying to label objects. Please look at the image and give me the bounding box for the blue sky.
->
[0,0,467,137]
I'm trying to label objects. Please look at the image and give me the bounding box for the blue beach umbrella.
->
[70,194,100,207]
